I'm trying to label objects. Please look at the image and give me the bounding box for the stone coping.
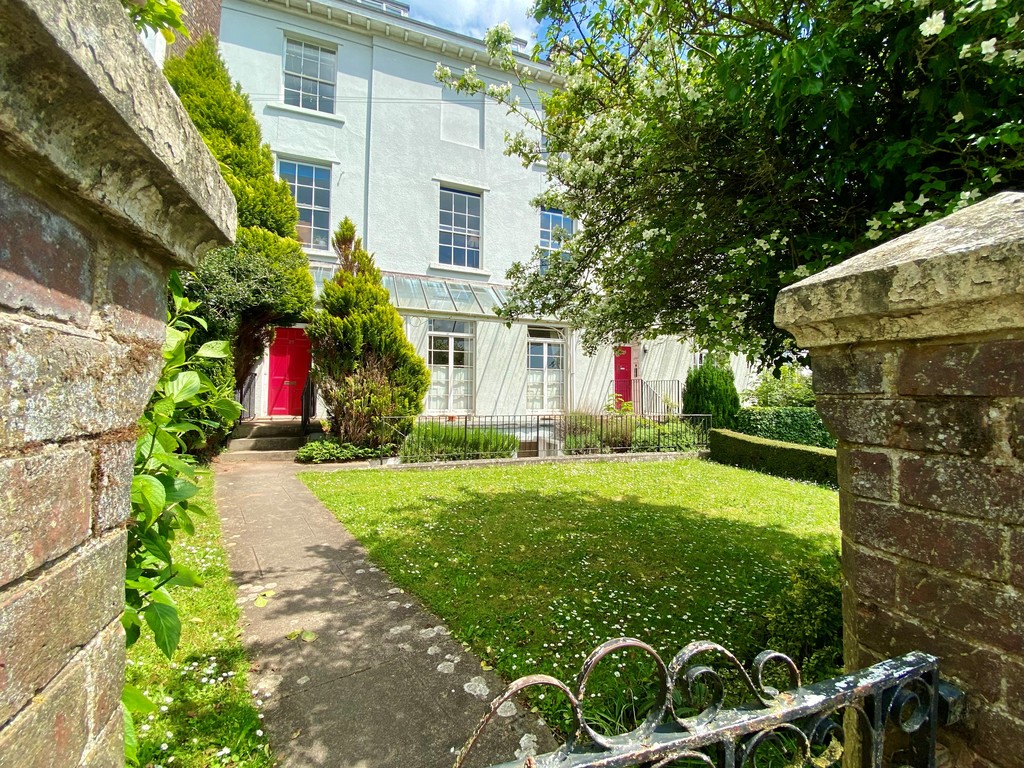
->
[775,192,1024,348]
[0,0,235,268]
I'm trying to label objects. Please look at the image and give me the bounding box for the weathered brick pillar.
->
[776,192,1024,768]
[0,1,234,765]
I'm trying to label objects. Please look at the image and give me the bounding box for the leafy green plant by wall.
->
[164,36,314,389]
[630,419,701,452]
[306,218,430,446]
[121,0,188,41]
[708,429,837,486]
[743,365,816,407]
[683,354,741,429]
[295,439,396,464]
[127,273,243,660]
[733,407,836,449]
[399,422,519,462]
[761,552,843,683]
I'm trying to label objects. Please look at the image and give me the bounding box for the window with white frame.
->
[279,160,331,250]
[526,326,565,411]
[283,38,336,113]
[427,319,475,412]
[539,207,573,274]
[438,188,481,269]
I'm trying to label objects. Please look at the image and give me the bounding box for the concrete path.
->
[214,460,554,768]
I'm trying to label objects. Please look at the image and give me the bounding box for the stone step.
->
[217,449,298,463]
[232,420,305,439]
[227,436,307,452]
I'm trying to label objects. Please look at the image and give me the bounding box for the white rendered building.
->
[213,0,751,418]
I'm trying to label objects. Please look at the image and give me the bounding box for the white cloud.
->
[409,0,538,42]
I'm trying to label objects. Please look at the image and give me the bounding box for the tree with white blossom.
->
[439,0,1023,367]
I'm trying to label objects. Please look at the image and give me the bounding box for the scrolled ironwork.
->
[453,639,965,768]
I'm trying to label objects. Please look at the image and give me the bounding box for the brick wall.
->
[168,0,222,57]
[0,1,234,765]
[776,192,1024,768]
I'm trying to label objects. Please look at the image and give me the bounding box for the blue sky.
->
[408,0,539,42]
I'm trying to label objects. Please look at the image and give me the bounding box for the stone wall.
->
[0,1,234,765]
[776,192,1024,768]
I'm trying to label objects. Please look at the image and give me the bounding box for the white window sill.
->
[429,262,491,279]
[265,102,346,126]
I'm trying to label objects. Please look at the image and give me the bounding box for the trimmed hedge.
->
[708,429,837,486]
[733,407,836,449]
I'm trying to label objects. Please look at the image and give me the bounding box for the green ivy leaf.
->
[144,602,181,659]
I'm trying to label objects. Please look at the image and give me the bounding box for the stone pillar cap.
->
[775,192,1024,349]
[0,0,236,268]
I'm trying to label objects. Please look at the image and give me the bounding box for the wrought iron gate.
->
[455,639,964,768]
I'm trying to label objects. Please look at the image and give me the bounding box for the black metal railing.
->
[456,639,965,768]
[300,376,316,435]
[378,413,711,463]
[609,379,684,416]
[235,372,257,421]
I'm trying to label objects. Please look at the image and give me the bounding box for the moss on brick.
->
[708,428,837,486]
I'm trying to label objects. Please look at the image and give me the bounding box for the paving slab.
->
[215,460,555,768]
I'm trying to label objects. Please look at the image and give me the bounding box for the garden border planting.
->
[708,428,837,485]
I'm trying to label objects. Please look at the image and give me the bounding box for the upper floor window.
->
[279,160,331,250]
[439,188,481,269]
[284,39,336,114]
[539,207,573,274]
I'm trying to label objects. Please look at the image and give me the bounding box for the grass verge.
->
[300,458,840,737]
[125,469,272,768]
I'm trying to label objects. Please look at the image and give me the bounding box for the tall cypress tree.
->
[164,35,314,387]
[306,218,430,446]
[683,353,741,429]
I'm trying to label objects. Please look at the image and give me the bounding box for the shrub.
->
[306,218,429,446]
[629,419,701,452]
[683,354,741,429]
[399,422,519,462]
[743,364,816,407]
[708,429,837,486]
[559,412,634,453]
[760,552,843,683]
[733,407,836,449]
[295,439,395,464]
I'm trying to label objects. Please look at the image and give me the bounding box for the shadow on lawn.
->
[236,477,839,758]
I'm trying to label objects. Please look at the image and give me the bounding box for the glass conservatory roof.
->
[381,272,514,318]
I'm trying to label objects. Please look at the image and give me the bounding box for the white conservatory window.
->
[427,319,475,412]
[526,326,565,411]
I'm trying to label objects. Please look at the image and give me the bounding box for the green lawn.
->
[126,470,272,768]
[300,458,840,735]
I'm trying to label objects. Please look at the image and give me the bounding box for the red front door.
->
[613,345,632,408]
[268,327,311,416]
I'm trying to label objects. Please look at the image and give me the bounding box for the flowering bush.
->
[439,0,1023,368]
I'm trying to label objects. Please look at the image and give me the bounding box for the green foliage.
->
[561,412,633,453]
[165,37,313,388]
[121,0,188,41]
[442,0,1024,367]
[164,37,298,238]
[629,420,702,452]
[306,218,430,446]
[125,471,274,767]
[295,438,396,464]
[761,552,843,682]
[399,422,519,462]
[126,274,243,661]
[734,407,836,449]
[744,365,816,407]
[708,429,838,486]
[683,356,741,429]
